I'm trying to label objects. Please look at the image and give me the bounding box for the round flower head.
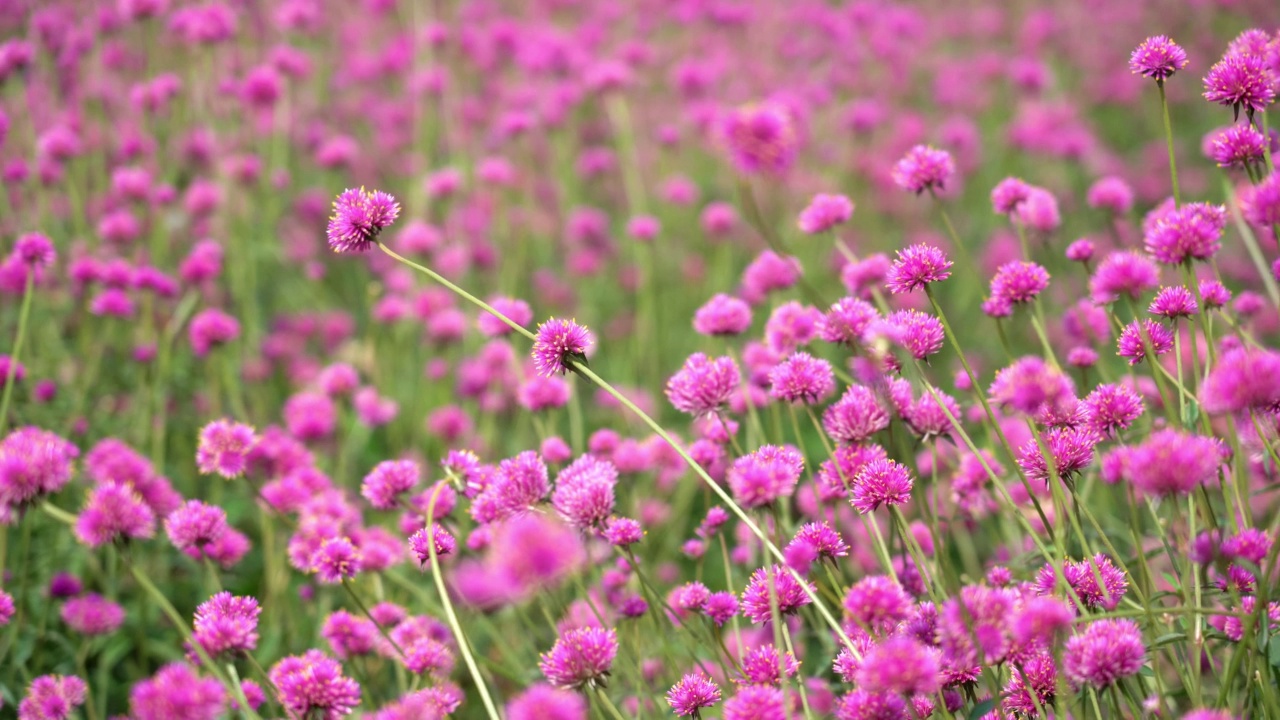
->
[891,145,955,194]
[270,650,361,720]
[506,684,587,720]
[823,384,890,444]
[884,309,944,360]
[192,592,261,658]
[327,187,400,253]
[723,685,784,720]
[478,296,533,337]
[728,445,804,508]
[311,537,362,584]
[768,352,834,404]
[1203,51,1276,121]
[532,318,592,377]
[1082,383,1144,437]
[991,177,1032,214]
[719,102,800,175]
[195,419,258,478]
[1087,177,1135,214]
[850,458,914,513]
[1125,429,1222,497]
[74,481,156,548]
[1209,123,1268,168]
[886,243,952,294]
[739,643,799,685]
[855,635,942,695]
[552,454,618,530]
[989,356,1075,416]
[18,674,87,720]
[1242,172,1280,227]
[1144,202,1226,264]
[1129,36,1189,80]
[1149,286,1198,318]
[820,297,879,346]
[408,525,455,564]
[61,594,125,635]
[1200,348,1280,414]
[666,353,740,416]
[990,261,1050,305]
[1018,426,1097,485]
[844,574,912,631]
[129,663,226,720]
[539,626,618,689]
[0,426,79,509]
[188,308,240,357]
[797,193,854,234]
[693,294,752,336]
[1063,619,1146,687]
[164,499,228,556]
[1014,596,1077,647]
[1117,319,1174,365]
[360,459,419,510]
[1037,554,1129,610]
[667,673,722,716]
[1089,251,1160,303]
[1014,187,1061,234]
[741,564,815,623]
[13,232,55,268]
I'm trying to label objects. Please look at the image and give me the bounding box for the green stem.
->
[0,272,34,429]
[1157,80,1181,207]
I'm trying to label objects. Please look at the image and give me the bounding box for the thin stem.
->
[1157,81,1181,207]
[0,272,35,429]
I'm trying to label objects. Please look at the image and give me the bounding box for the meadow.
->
[1,1,1280,718]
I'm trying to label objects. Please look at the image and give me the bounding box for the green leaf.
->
[1155,632,1187,647]
[1268,635,1280,668]
[969,699,996,719]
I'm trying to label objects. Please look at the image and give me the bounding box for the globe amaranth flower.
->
[1063,619,1146,687]
[1081,383,1144,437]
[727,445,803,509]
[693,294,752,336]
[408,525,455,565]
[0,426,78,509]
[740,643,799,685]
[531,318,592,377]
[1117,319,1174,365]
[797,193,854,234]
[507,684,588,720]
[788,522,849,564]
[667,672,722,717]
[311,537,363,584]
[360,459,419,510]
[188,308,240,357]
[1149,285,1198,318]
[823,384,890,444]
[478,296,533,337]
[768,352,834,404]
[723,685,785,720]
[1130,36,1189,80]
[1143,202,1226,264]
[989,261,1050,306]
[551,454,618,530]
[270,650,361,720]
[1200,347,1280,413]
[195,419,258,478]
[18,674,87,720]
[891,145,955,194]
[191,592,260,658]
[1124,429,1223,497]
[130,664,226,720]
[885,243,952,294]
[719,102,800,175]
[843,574,912,631]
[61,594,125,635]
[741,564,815,623]
[327,187,400,253]
[1037,554,1128,611]
[164,499,229,557]
[991,177,1032,214]
[74,481,156,548]
[855,635,942,696]
[1203,51,1276,120]
[820,297,879,346]
[1209,123,1269,167]
[539,626,618,688]
[1018,427,1097,486]
[13,232,55,268]
[850,458,914,513]
[1089,250,1160,303]
[1003,653,1058,717]
[883,309,944,360]
[666,353,740,416]
[989,356,1076,416]
[1013,187,1061,233]
[1087,176,1135,214]
[1242,171,1280,227]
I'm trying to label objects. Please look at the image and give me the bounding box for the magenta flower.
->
[856,635,942,695]
[1089,250,1160,303]
[891,145,955,194]
[532,318,592,377]
[1063,619,1146,687]
[130,663,226,720]
[991,177,1032,214]
[989,356,1076,416]
[850,458,914,513]
[843,574,912,631]
[191,592,260,658]
[820,297,879,346]
[327,187,400,253]
[1209,123,1268,167]
[312,537,363,584]
[740,643,799,685]
[18,674,87,720]
[1017,427,1097,485]
[741,564,814,623]
[1125,429,1223,497]
[1037,554,1129,610]
[728,444,804,509]
[73,481,156,548]
[1087,177,1135,214]
[539,626,618,688]
[797,193,854,234]
[507,684,587,720]
[719,102,800,175]
[1203,51,1276,120]
[723,685,785,720]
[1200,348,1280,414]
[195,419,258,478]
[270,650,361,719]
[188,308,240,357]
[667,672,722,717]
[1129,36,1189,80]
[1144,202,1226,264]
[409,525,455,564]
[0,589,13,626]
[0,426,79,509]
[1242,172,1280,227]
[479,296,533,337]
[361,459,420,510]
[823,385,889,444]
[1082,383,1144,437]
[13,232,55,269]
[886,243,952,294]
[693,294,753,336]
[990,261,1050,305]
[666,353,740,416]
[61,594,125,635]
[884,309,944,360]
[164,499,228,556]
[1117,319,1174,364]
[551,454,618,530]
[768,352,834,404]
